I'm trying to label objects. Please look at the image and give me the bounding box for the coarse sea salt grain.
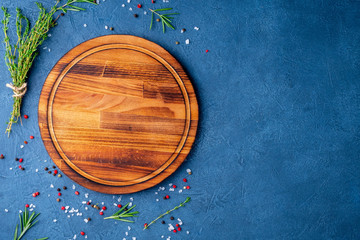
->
[118,196,122,202]
[194,26,199,30]
[127,0,131,3]
[128,202,133,207]
[156,199,159,202]
[67,215,70,218]
[73,234,77,239]
[161,236,164,239]
[35,169,38,172]
[155,192,158,195]
[125,232,128,236]
[19,210,22,213]
[85,193,89,198]
[85,207,88,210]
[132,237,136,240]
[85,236,87,239]
[169,188,174,192]
[128,226,131,231]
[185,39,190,45]
[9,168,12,170]
[20,145,24,149]
[29,208,34,212]
[129,7,133,11]
[4,209,8,212]
[122,238,126,240]
[130,197,134,201]
[186,168,191,173]
[84,24,87,27]
[168,224,174,231]
[105,25,109,30]
[179,189,183,193]
[53,219,57,222]
[122,4,125,7]
[101,202,104,205]
[48,194,50,197]
[84,219,88,223]
[72,185,76,190]
[82,201,87,204]
[169,183,173,187]
[48,48,51,52]
[144,11,147,15]
[50,184,54,188]
[48,33,52,37]
[186,231,190,234]
[43,46,47,49]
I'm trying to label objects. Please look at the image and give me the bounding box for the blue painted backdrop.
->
[0,0,359,239]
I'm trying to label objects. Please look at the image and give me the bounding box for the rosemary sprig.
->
[149,8,179,33]
[13,208,48,240]
[1,0,96,136]
[104,202,139,222]
[144,197,191,230]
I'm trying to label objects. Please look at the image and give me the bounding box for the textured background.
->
[0,0,360,239]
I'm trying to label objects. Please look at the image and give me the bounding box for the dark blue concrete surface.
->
[0,0,360,239]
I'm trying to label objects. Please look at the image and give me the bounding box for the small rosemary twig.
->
[144,197,191,230]
[149,8,179,33]
[14,208,48,240]
[104,202,139,223]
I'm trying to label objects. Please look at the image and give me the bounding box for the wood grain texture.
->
[38,35,198,194]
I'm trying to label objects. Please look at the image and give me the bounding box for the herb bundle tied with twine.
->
[1,0,96,136]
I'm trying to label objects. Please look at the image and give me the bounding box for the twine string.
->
[6,82,27,98]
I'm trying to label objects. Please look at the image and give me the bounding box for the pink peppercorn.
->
[19,158,23,163]
[99,211,104,215]
[117,204,122,208]
[186,186,190,189]
[61,206,65,210]
[54,170,58,174]
[102,206,107,210]
[183,178,187,182]
[58,192,62,196]
[80,231,85,236]
[173,229,177,233]
[177,227,181,231]
[137,4,142,8]
[25,204,29,208]
[30,136,34,139]
[24,115,29,119]
[75,191,79,195]
[173,185,177,188]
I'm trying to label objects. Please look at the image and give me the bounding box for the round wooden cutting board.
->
[38,35,198,194]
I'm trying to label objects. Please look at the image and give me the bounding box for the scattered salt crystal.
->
[127,0,131,3]
[166,237,171,240]
[129,7,133,11]
[168,224,174,231]
[169,188,174,192]
[20,145,24,149]
[177,218,183,225]
[128,202,133,207]
[48,48,51,52]
[30,204,34,208]
[19,210,22,213]
[43,47,47,49]
[101,202,104,205]
[4,209,8,212]
[72,185,76,190]
[113,196,116,199]
[71,214,74,216]
[35,169,38,172]
[96,0,100,4]
[163,0,169,2]
[185,39,190,45]
[85,193,89,198]
[9,168,12,170]
[156,199,159,202]
[181,29,184,33]
[169,183,173,187]
[65,210,68,213]
[132,238,136,240]
[50,184,54,188]
[186,231,190,234]
[65,206,69,210]
[179,189,183,193]
[122,238,126,240]
[122,4,125,7]
[155,192,158,195]
[48,194,50,197]
[128,226,131,231]
[53,219,57,222]
[44,160,47,162]
[82,201,87,204]
[114,203,117,206]
[33,205,36,208]
[125,232,128,236]
[84,219,88,223]
[194,26,199,30]
[118,196,122,202]
[144,11,147,15]
[29,208,34,212]
[67,215,70,218]
[186,168,191,173]
[83,24,87,27]
[161,236,164,239]
[85,236,87,239]
[48,33,52,37]
[73,234,77,239]
[85,207,88,210]
[105,25,109,30]
[130,197,133,201]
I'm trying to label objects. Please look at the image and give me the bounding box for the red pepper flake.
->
[80,231,85,236]
[75,191,79,195]
[0,154,4,159]
[102,206,107,210]
[144,223,148,228]
[25,204,29,208]
[19,158,23,163]
[183,178,187,182]
[30,136,34,139]
[87,201,91,205]
[58,192,62,196]
[177,227,181,231]
[165,195,170,199]
[117,204,122,208]
[173,229,177,233]
[24,115,29,119]
[173,185,177,188]
[186,186,190,189]
[24,141,28,144]
[137,4,142,8]
[151,0,155,3]
[205,49,209,53]
[61,206,65,210]
[54,170,58,174]
[99,211,104,215]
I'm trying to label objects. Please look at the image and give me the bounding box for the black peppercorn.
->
[161,220,165,224]
[87,217,91,221]
[57,198,61,202]
[48,171,52,174]
[45,167,48,171]
[15,158,19,161]
[21,167,25,171]
[170,216,174,220]
[134,14,138,18]
[156,18,160,22]
[175,41,179,45]
[124,207,128,211]
[181,28,186,32]
[52,165,56,169]
[57,188,61,192]
[110,27,114,31]
[53,173,56,176]
[60,13,64,16]
[63,186,67,190]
